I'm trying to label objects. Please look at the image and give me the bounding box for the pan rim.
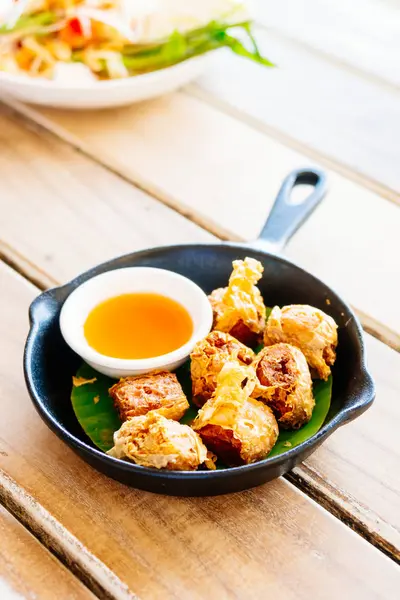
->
[24,242,375,482]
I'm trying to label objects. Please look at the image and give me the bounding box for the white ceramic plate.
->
[0,55,207,109]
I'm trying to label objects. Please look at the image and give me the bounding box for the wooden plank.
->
[0,503,94,600]
[0,112,399,562]
[293,333,400,558]
[252,0,400,87]
[0,471,136,600]
[3,98,400,346]
[0,105,213,286]
[0,261,399,599]
[191,29,400,194]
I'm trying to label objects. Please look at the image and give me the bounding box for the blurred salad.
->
[0,0,273,82]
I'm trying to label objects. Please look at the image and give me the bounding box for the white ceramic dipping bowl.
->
[59,267,213,378]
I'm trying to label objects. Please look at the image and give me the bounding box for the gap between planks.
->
[1,248,399,564]
[0,98,237,242]
[0,469,138,600]
[185,84,400,209]
[287,465,400,564]
[3,230,394,352]
[5,85,400,211]
[0,239,58,290]
[251,0,400,89]
[251,21,400,95]
[1,98,399,354]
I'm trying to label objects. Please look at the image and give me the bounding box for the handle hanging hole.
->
[245,167,328,253]
[287,184,315,206]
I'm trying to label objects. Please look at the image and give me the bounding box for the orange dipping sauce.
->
[84,293,193,360]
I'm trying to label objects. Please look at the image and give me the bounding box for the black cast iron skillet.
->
[24,168,375,496]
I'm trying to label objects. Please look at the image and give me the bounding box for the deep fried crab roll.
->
[109,371,189,422]
[264,305,338,380]
[252,343,314,429]
[209,257,266,347]
[192,362,278,466]
[190,330,255,407]
[108,412,215,471]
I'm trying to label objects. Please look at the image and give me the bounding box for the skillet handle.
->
[249,168,328,253]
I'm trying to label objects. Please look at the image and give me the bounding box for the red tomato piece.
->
[68,17,84,36]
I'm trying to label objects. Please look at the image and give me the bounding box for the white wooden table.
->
[0,1,399,597]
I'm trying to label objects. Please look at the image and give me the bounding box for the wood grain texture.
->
[0,104,213,285]
[294,333,400,559]
[252,0,400,87]
[0,471,137,600]
[192,29,400,194]
[0,113,399,563]
[2,99,400,345]
[0,503,94,600]
[0,262,399,599]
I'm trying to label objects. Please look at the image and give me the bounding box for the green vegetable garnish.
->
[1,10,273,79]
[71,359,332,465]
[0,12,56,35]
[121,22,274,75]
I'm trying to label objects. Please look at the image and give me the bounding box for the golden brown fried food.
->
[209,257,266,347]
[252,343,314,429]
[192,362,278,466]
[109,371,189,422]
[264,305,338,380]
[190,330,255,407]
[108,412,215,471]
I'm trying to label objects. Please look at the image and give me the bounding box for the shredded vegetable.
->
[0,0,273,81]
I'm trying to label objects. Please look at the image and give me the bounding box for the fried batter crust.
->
[190,331,255,407]
[252,343,314,429]
[192,362,278,465]
[209,257,266,347]
[109,371,189,422]
[264,305,338,380]
[108,412,215,471]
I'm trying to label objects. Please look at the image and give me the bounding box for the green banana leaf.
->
[268,377,332,457]
[71,360,332,462]
[71,363,120,453]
